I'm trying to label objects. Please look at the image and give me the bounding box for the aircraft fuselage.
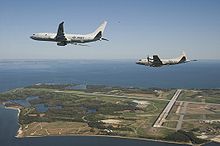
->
[136,59,181,66]
[30,33,96,44]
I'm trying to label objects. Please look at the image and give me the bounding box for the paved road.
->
[202,98,207,120]
[57,90,171,102]
[153,89,182,128]
[176,102,188,130]
[176,101,183,114]
[177,100,220,106]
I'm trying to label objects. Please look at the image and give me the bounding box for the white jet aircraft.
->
[136,52,197,67]
[30,21,108,46]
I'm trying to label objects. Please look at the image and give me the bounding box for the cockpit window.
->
[33,34,35,35]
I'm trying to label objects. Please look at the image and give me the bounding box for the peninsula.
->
[0,83,219,145]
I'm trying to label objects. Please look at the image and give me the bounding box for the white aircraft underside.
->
[30,21,108,46]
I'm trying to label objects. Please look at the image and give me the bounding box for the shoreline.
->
[20,134,219,146]
[2,105,215,145]
[3,105,23,138]
[23,134,192,145]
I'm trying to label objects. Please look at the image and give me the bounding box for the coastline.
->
[0,104,201,145]
[15,109,23,138]
[3,105,23,138]
[2,107,189,145]
[1,88,219,145]
[24,134,192,145]
[0,104,218,145]
[0,104,215,145]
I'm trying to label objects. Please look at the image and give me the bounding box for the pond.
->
[8,96,39,107]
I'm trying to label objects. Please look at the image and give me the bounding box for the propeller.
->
[143,55,149,66]
[147,55,150,62]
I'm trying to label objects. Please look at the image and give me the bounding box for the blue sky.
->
[0,0,220,59]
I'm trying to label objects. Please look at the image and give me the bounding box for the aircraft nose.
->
[30,34,36,39]
[30,35,36,40]
[136,61,141,64]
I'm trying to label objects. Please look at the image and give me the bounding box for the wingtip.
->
[103,21,107,24]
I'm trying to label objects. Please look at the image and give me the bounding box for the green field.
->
[0,84,219,144]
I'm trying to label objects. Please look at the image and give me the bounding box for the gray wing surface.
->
[152,55,163,67]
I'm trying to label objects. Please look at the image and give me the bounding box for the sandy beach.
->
[14,108,23,138]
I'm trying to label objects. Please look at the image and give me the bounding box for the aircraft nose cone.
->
[30,35,37,40]
[136,61,140,64]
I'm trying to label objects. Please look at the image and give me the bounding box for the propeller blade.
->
[147,55,150,62]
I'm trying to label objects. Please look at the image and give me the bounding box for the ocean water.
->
[0,60,220,92]
[0,60,220,146]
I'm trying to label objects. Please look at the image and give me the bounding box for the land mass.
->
[0,83,220,145]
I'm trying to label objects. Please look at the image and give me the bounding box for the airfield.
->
[0,84,219,144]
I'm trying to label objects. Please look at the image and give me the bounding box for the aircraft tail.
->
[92,21,107,40]
[55,21,67,42]
[178,51,187,63]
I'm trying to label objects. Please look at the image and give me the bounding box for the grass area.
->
[178,90,202,102]
[182,121,201,131]
[0,84,170,139]
[0,84,219,144]
[184,114,203,120]
[163,90,176,100]
[178,89,220,104]
[166,114,180,120]
[22,121,92,137]
[163,121,178,129]
[206,114,220,120]
[205,97,220,104]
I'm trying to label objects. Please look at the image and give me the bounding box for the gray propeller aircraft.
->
[136,52,197,67]
[30,21,108,46]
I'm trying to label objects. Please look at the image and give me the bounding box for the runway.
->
[153,89,182,127]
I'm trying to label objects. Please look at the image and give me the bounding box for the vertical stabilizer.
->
[92,21,107,40]
[57,22,65,37]
[178,51,187,63]
[55,21,66,41]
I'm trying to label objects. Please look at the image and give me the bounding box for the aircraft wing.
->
[152,55,163,67]
[55,21,66,41]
